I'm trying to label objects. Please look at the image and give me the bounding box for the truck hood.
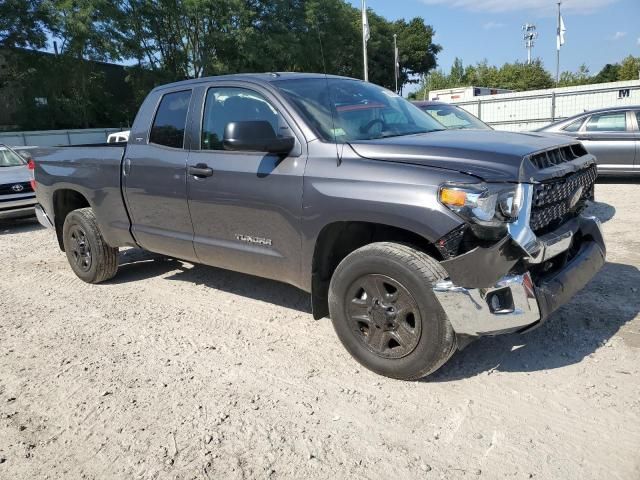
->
[348,129,585,182]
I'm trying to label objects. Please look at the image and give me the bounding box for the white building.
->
[427,86,514,103]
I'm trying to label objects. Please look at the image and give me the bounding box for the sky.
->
[349,0,640,80]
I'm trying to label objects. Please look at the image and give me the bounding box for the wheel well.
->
[310,222,441,319]
[53,189,90,250]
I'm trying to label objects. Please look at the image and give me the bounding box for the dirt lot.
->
[1,182,639,480]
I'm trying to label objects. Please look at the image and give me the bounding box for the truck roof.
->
[152,72,357,92]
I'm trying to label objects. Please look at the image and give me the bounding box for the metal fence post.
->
[478,98,482,120]
[551,91,556,122]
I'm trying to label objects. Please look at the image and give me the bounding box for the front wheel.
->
[328,242,455,380]
[62,208,118,283]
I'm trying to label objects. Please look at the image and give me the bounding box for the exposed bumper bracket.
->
[35,204,54,229]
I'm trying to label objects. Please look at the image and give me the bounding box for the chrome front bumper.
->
[434,212,606,338]
[434,273,540,336]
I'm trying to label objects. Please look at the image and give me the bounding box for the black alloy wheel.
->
[328,242,456,380]
[345,274,421,359]
[68,225,92,272]
[62,208,119,283]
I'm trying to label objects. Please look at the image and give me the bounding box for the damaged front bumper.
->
[433,214,606,338]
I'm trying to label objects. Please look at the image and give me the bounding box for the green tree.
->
[449,57,464,84]
[558,63,592,87]
[496,60,554,91]
[0,0,51,48]
[618,55,640,81]
[394,18,441,93]
[593,63,621,83]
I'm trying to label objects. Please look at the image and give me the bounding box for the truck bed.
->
[34,144,136,248]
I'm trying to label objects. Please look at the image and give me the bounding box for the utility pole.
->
[362,0,369,82]
[423,74,427,101]
[522,24,537,65]
[393,34,398,93]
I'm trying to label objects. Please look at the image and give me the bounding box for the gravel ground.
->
[1,182,639,480]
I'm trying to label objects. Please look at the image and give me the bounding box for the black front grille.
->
[0,181,33,196]
[528,144,588,170]
[530,164,597,235]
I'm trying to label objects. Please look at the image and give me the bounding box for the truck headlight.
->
[439,183,523,228]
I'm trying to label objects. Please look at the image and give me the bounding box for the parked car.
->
[0,144,37,220]
[32,73,605,380]
[536,106,640,176]
[412,101,492,130]
[107,130,130,144]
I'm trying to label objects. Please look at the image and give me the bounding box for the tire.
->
[62,207,118,283]
[328,242,455,380]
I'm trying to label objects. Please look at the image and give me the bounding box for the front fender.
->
[299,144,477,291]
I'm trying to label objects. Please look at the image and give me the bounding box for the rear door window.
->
[585,112,627,132]
[149,90,192,148]
[635,111,640,131]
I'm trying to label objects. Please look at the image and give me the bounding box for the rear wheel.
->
[62,208,118,283]
[328,242,455,380]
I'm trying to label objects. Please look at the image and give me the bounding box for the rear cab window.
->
[149,90,192,148]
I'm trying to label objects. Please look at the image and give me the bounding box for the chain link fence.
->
[0,128,122,147]
[450,80,640,131]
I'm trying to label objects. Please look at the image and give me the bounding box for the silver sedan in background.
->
[536,106,640,176]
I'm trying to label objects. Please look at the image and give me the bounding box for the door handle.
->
[188,163,214,178]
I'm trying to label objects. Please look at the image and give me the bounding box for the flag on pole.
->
[362,0,370,42]
[557,15,566,50]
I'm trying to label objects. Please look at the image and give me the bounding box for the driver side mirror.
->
[223,121,295,154]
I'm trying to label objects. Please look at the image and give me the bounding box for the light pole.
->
[522,24,538,65]
[393,34,398,93]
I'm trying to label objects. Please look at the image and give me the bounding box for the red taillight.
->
[28,159,36,191]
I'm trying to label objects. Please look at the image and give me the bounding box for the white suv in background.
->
[107,130,130,144]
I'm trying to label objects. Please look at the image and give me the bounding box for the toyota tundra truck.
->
[32,73,606,380]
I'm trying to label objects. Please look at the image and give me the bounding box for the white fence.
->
[446,80,640,131]
[0,128,122,147]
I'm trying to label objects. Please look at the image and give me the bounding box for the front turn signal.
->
[439,188,467,207]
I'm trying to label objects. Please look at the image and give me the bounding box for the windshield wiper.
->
[374,129,444,139]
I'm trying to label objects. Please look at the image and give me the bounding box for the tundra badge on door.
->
[235,234,273,246]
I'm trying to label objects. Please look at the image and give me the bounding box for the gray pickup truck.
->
[33,73,605,380]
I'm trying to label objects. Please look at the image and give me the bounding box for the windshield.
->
[274,78,445,142]
[0,146,27,167]
[418,104,490,130]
